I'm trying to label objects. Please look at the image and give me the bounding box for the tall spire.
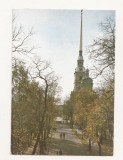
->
[79,10,83,56]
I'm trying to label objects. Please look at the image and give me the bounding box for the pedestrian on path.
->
[60,132,62,139]
[59,148,63,155]
[63,132,65,140]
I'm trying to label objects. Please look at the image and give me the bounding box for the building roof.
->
[55,117,63,122]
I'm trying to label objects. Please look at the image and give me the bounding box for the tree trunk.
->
[98,141,101,156]
[100,134,103,144]
[104,130,107,140]
[96,125,99,137]
[89,138,91,151]
[82,129,84,139]
[32,74,48,155]
[43,129,47,150]
[39,139,44,154]
[32,132,40,155]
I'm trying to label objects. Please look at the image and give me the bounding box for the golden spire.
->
[79,10,83,54]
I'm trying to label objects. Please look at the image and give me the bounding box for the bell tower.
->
[74,10,85,90]
[74,10,93,91]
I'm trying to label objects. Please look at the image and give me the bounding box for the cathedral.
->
[74,10,93,91]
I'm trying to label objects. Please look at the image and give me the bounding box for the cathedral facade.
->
[74,10,93,91]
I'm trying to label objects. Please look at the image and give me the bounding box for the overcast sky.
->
[14,9,115,99]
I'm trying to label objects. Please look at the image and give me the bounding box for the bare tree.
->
[12,14,35,55]
[88,18,115,79]
[29,56,60,154]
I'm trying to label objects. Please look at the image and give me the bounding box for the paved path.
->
[47,124,98,155]
[54,124,81,144]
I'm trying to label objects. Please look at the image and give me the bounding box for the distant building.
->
[74,10,93,91]
[55,117,63,123]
